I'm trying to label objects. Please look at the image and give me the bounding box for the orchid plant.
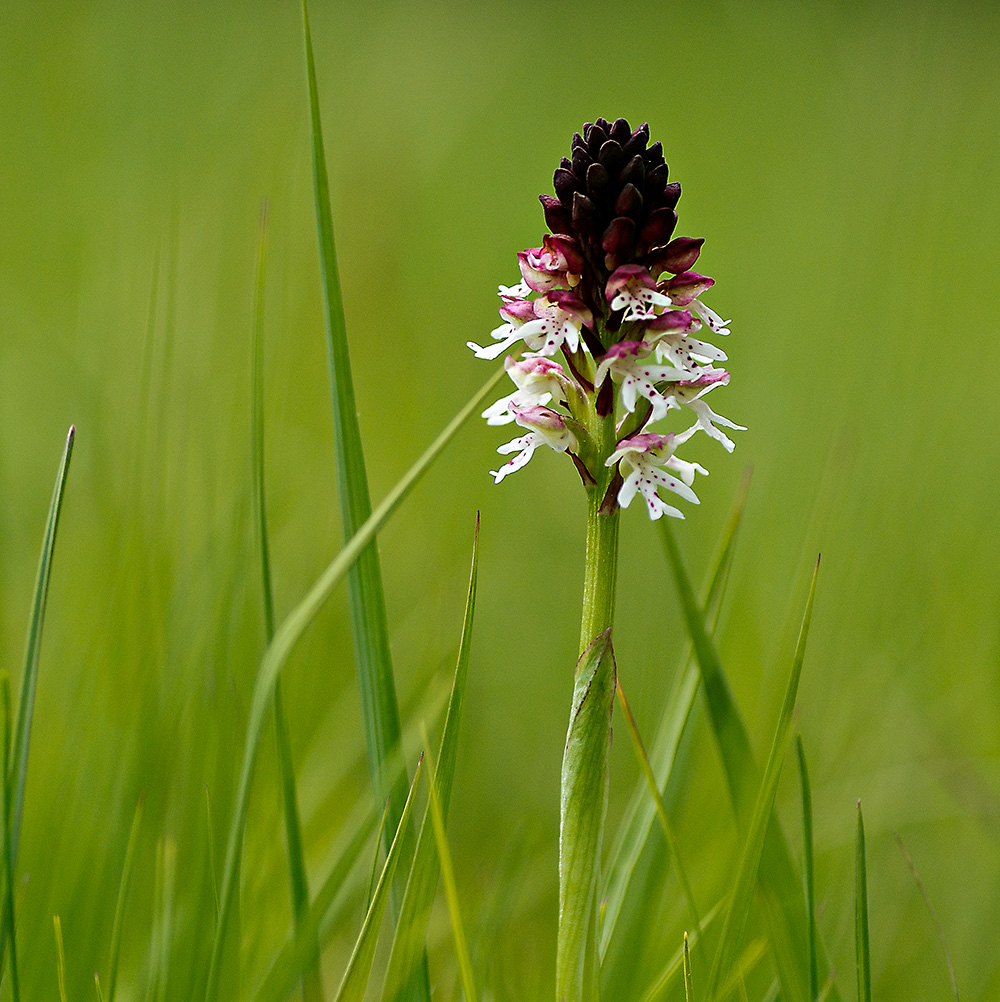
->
[469,118,742,1002]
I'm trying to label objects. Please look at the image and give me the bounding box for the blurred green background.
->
[1,0,998,998]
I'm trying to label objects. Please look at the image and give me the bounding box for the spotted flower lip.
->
[668,373,746,452]
[605,432,707,520]
[644,310,728,372]
[593,340,689,422]
[490,403,576,483]
[467,290,594,360]
[605,265,672,321]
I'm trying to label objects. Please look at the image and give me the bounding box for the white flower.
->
[662,271,731,336]
[605,433,707,520]
[481,356,572,426]
[644,310,728,374]
[667,373,746,452]
[593,341,688,422]
[605,265,672,321]
[490,404,576,483]
[467,291,593,360]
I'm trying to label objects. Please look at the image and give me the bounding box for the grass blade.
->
[601,475,748,961]
[204,367,503,1002]
[855,802,871,1002]
[10,426,75,861]
[682,933,693,1002]
[615,680,700,936]
[706,557,820,1001]
[893,831,959,1002]
[661,524,830,1002]
[557,629,616,1002]
[251,197,322,1002]
[637,900,722,1002]
[420,727,478,1002]
[796,736,818,1001]
[147,839,177,1002]
[54,916,68,1002]
[1,675,20,1002]
[333,758,424,1002]
[252,802,377,1002]
[382,516,480,1002]
[301,0,415,910]
[107,799,144,1002]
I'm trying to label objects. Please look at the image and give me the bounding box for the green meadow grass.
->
[1,0,998,1000]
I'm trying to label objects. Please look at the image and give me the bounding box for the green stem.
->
[578,487,620,656]
[558,409,621,1002]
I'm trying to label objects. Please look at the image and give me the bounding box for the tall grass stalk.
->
[202,366,502,1002]
[300,1,418,930]
[251,197,323,1002]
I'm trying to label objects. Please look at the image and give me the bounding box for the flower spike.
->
[471,118,740,516]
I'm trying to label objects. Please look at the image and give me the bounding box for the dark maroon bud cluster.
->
[538,118,705,332]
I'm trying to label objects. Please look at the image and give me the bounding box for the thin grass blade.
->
[332,758,423,1002]
[615,680,700,935]
[637,900,723,1002]
[1,675,20,1002]
[253,802,377,1002]
[601,475,748,961]
[251,197,322,1002]
[683,933,693,1002]
[855,802,871,1002]
[54,916,68,1002]
[796,736,818,1001]
[10,426,75,860]
[203,367,502,1002]
[706,557,819,1002]
[662,525,829,1002]
[893,831,959,1002]
[205,787,220,922]
[421,728,478,1002]
[301,0,415,906]
[106,799,144,1002]
[382,516,480,1002]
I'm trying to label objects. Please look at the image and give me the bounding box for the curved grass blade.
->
[420,728,478,1002]
[251,198,322,1002]
[1,675,20,1002]
[893,831,959,1002]
[855,802,871,1002]
[10,426,75,860]
[661,524,830,1002]
[601,475,748,961]
[106,800,144,1002]
[557,629,616,1002]
[204,368,503,1002]
[795,736,818,1001]
[382,516,479,1002]
[301,0,415,912]
[333,758,423,1002]
[252,801,377,1002]
[706,558,819,1002]
[615,680,700,936]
